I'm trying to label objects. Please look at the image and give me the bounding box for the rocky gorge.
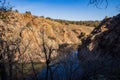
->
[0,11,94,62]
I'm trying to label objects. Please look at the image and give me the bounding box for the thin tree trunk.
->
[21,63,25,80]
[46,63,49,80]
[31,62,38,80]
[29,56,38,80]
[0,59,7,80]
[49,67,53,80]
[9,59,13,80]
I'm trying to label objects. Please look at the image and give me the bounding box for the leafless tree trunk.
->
[0,25,7,80]
[54,46,81,80]
[0,63,7,80]
[29,55,38,80]
[41,31,55,80]
[0,19,22,80]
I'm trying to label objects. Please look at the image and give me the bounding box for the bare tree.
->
[0,24,21,80]
[0,0,13,12]
[40,31,58,80]
[0,39,7,80]
[28,55,38,80]
[54,46,82,80]
[89,0,108,8]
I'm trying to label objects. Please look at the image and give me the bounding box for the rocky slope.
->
[78,14,120,79]
[78,14,120,59]
[0,11,93,62]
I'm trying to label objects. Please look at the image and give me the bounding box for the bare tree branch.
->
[89,0,108,9]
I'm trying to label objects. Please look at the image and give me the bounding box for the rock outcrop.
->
[0,11,93,62]
[78,14,120,79]
[78,14,120,59]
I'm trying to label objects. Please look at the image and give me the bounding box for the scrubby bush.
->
[25,11,31,14]
[14,9,19,13]
[40,16,44,18]
[46,17,51,20]
[53,19,100,27]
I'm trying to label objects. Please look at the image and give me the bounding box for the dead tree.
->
[0,25,21,80]
[55,47,81,80]
[0,0,13,12]
[0,40,7,80]
[41,31,57,80]
[89,0,108,8]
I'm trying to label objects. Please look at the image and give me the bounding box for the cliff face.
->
[77,14,120,79]
[78,13,120,60]
[0,11,93,62]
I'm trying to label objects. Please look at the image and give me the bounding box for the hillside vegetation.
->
[49,18,100,27]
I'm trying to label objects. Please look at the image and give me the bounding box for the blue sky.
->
[9,0,120,21]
